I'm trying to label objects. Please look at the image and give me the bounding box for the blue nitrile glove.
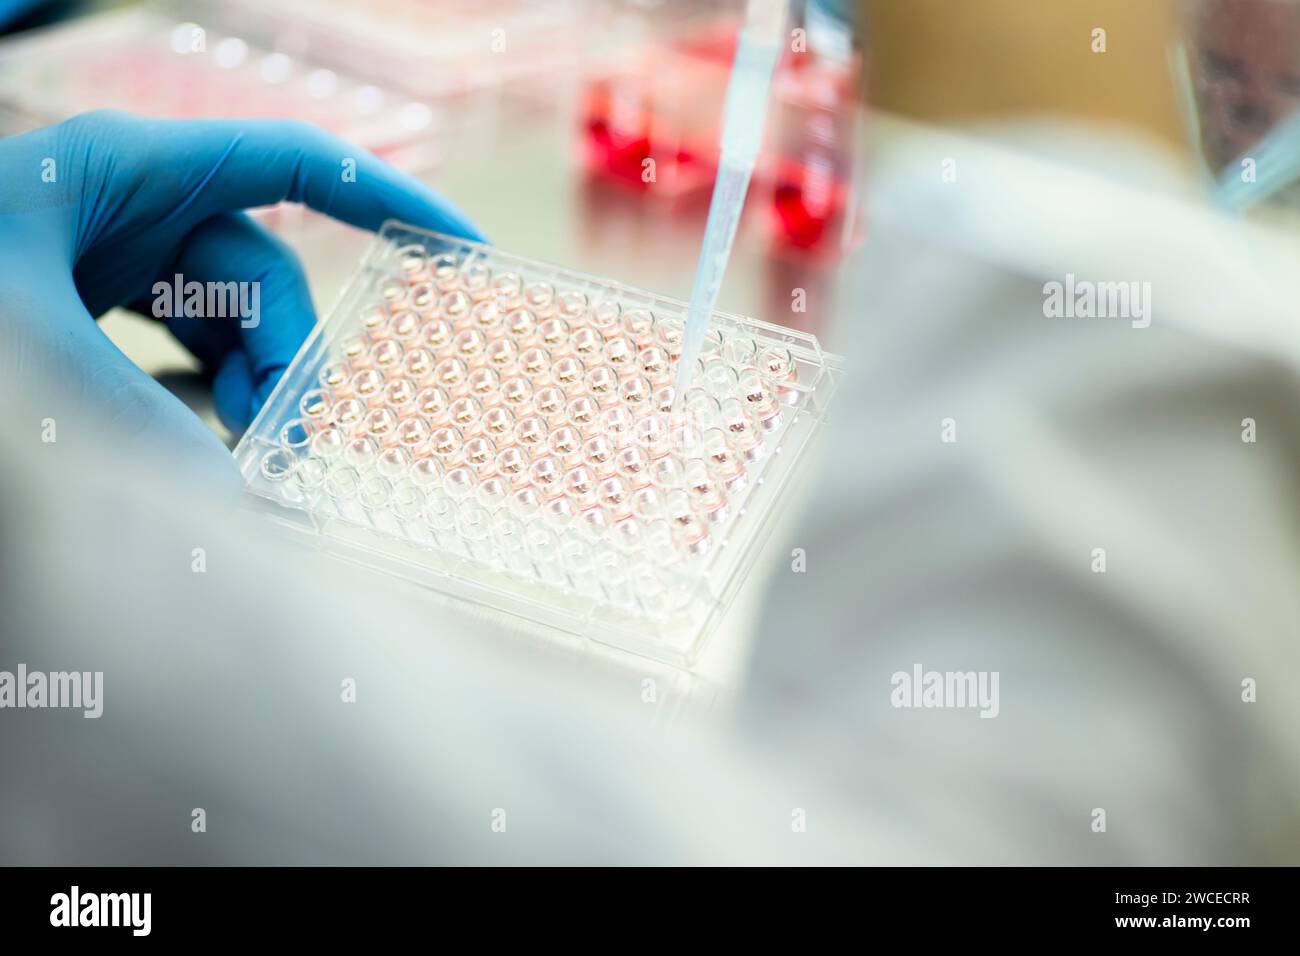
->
[0,110,483,474]
[0,0,47,32]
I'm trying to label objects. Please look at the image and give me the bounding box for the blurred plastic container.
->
[580,9,862,254]
[0,0,596,176]
[229,0,586,101]
[0,4,445,172]
[767,3,862,253]
[582,25,741,198]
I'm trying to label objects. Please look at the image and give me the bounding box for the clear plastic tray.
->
[234,223,840,665]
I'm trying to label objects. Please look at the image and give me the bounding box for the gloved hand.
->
[0,110,484,475]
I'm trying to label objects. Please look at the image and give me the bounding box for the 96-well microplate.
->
[235,222,839,665]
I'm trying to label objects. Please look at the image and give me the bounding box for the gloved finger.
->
[163,212,317,433]
[84,112,485,244]
[211,349,255,438]
[1,272,238,489]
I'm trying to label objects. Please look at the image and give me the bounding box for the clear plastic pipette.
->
[673,0,789,401]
